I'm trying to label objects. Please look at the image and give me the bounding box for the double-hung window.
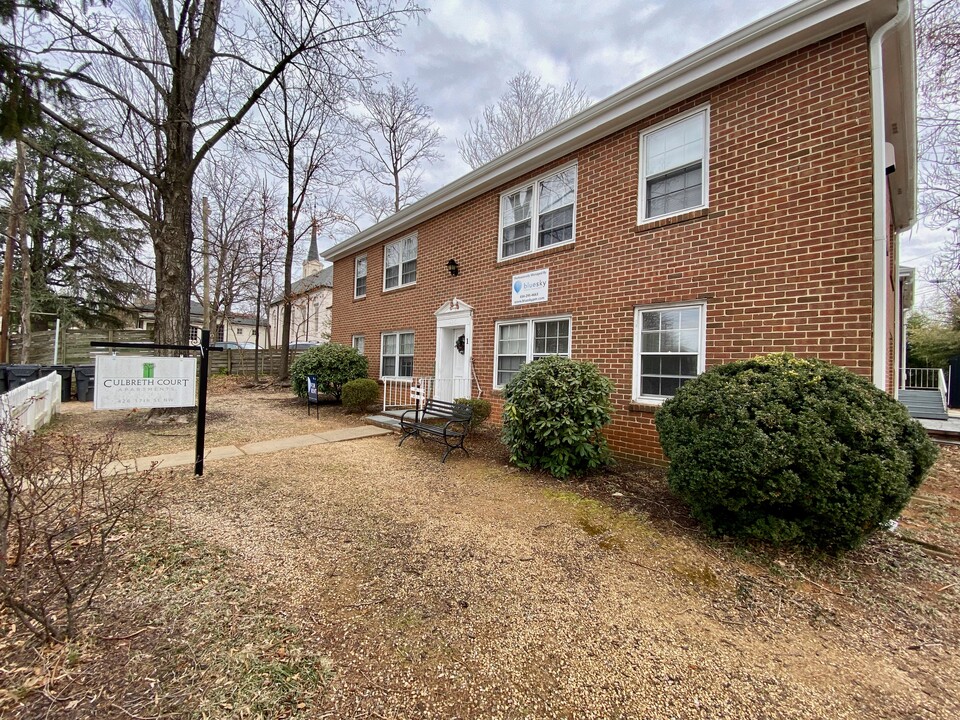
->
[352,335,365,354]
[354,255,367,298]
[499,165,577,260]
[639,108,708,221]
[384,235,417,290]
[634,303,705,400]
[381,331,414,378]
[495,316,571,387]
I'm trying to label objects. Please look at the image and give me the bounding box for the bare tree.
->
[354,80,442,216]
[192,150,261,330]
[16,0,421,346]
[457,71,591,169]
[918,0,960,231]
[917,0,960,316]
[242,60,351,378]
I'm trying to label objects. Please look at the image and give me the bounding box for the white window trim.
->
[493,314,572,389]
[632,301,707,405]
[352,334,365,353]
[497,163,578,262]
[380,330,415,379]
[354,254,367,299]
[382,234,417,292]
[637,105,710,225]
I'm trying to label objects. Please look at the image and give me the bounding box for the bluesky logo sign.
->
[512,268,549,306]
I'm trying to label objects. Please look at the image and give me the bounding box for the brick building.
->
[323,0,917,464]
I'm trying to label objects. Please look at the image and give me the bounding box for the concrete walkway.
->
[107,425,392,474]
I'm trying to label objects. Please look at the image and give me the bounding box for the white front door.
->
[434,299,473,403]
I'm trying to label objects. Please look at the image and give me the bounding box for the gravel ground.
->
[8,386,959,719]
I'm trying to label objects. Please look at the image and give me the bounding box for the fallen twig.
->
[97,626,158,642]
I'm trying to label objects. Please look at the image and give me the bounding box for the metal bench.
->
[399,398,472,462]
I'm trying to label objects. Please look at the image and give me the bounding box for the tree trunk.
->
[278,140,296,379]
[18,215,31,364]
[0,140,26,364]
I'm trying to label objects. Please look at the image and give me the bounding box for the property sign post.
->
[90,329,219,477]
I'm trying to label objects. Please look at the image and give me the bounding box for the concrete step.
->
[900,389,948,421]
[365,414,401,432]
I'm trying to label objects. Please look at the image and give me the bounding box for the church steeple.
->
[302,217,322,278]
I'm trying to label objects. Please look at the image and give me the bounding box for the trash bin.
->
[75,365,95,402]
[6,364,42,390]
[40,365,73,402]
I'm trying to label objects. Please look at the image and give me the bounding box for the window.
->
[189,326,199,343]
[352,335,365,354]
[381,331,414,378]
[355,255,367,298]
[639,108,708,221]
[634,303,705,400]
[216,324,225,343]
[384,235,417,290]
[499,165,577,259]
[495,316,571,387]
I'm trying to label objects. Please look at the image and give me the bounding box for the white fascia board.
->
[323,0,892,263]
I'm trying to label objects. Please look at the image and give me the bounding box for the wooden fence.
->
[9,329,155,365]
[7,330,303,377]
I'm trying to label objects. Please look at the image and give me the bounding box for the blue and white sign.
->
[511,268,549,306]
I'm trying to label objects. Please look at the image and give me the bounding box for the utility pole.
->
[202,196,211,335]
[0,140,26,364]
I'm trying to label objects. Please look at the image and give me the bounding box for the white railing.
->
[433,377,473,404]
[902,366,950,413]
[382,377,434,411]
[903,367,942,390]
[1,371,62,434]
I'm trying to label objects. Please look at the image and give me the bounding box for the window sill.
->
[497,240,575,267]
[382,282,416,294]
[628,400,665,414]
[635,208,714,234]
[353,295,366,302]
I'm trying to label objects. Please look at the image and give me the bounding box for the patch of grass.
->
[542,487,654,551]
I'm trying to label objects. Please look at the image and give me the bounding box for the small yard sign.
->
[512,268,549,306]
[93,356,197,410]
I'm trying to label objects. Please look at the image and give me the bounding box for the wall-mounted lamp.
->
[446,258,460,277]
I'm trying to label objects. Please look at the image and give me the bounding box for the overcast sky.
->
[357,0,942,307]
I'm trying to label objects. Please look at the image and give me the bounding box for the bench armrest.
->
[442,419,468,437]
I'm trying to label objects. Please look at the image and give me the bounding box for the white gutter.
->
[869,0,911,390]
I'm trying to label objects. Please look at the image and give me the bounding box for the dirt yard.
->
[2,377,958,719]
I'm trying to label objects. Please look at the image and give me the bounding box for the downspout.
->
[869,0,911,390]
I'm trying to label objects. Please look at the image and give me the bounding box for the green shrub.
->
[290,343,368,401]
[342,378,379,411]
[655,353,939,551]
[501,356,613,479]
[454,397,492,429]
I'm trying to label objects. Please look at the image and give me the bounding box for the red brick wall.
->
[332,27,877,465]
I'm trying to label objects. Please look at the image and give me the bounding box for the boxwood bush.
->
[454,397,492,429]
[342,378,379,411]
[501,356,613,479]
[655,353,939,551]
[290,343,367,401]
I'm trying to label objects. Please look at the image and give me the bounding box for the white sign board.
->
[94,356,198,410]
[512,268,549,306]
[410,381,426,402]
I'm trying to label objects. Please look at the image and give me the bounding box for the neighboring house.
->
[323,0,916,464]
[136,301,270,348]
[269,228,333,347]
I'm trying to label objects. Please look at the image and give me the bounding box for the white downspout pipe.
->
[869,0,911,391]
